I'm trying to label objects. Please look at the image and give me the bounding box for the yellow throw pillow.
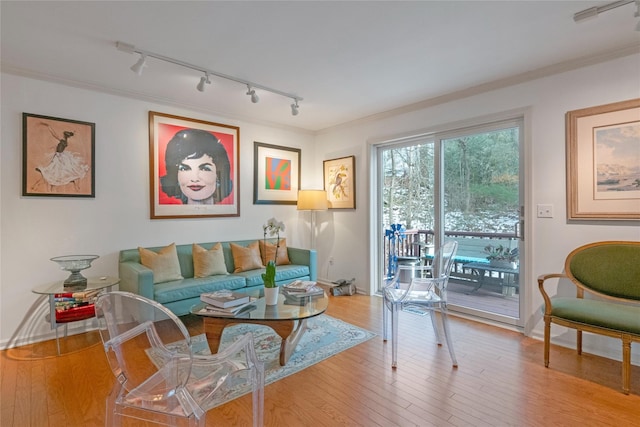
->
[230,241,264,273]
[193,243,228,277]
[138,243,183,284]
[259,238,291,266]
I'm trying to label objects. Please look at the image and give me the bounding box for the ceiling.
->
[2,1,639,132]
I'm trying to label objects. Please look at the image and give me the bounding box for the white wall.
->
[2,54,639,363]
[313,53,640,362]
[0,74,316,347]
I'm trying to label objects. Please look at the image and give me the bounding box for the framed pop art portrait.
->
[253,141,301,205]
[566,99,640,220]
[324,155,356,209]
[149,111,240,219]
[23,113,95,197]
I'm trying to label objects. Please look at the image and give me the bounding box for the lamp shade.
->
[297,190,328,211]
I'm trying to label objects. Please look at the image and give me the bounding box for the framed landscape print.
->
[149,111,240,219]
[253,141,301,205]
[324,155,356,209]
[23,113,95,197]
[566,98,640,220]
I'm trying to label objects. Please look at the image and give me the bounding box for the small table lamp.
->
[297,190,328,249]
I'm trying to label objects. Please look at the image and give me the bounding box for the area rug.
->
[159,314,375,407]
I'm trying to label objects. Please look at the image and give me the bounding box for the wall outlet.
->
[537,204,553,218]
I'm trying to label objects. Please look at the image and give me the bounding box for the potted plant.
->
[483,244,518,269]
[262,217,285,305]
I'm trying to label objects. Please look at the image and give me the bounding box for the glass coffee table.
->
[191,287,328,366]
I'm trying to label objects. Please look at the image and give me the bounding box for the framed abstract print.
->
[149,111,240,219]
[253,141,301,205]
[566,99,640,220]
[324,155,356,209]
[23,113,95,197]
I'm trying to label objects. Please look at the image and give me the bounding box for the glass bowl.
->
[51,255,99,288]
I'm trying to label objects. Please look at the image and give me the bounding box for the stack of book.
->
[199,291,256,317]
[282,280,324,300]
[54,289,101,322]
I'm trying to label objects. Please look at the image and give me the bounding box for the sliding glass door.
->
[377,117,523,325]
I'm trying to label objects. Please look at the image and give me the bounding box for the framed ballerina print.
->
[149,111,240,219]
[22,113,95,197]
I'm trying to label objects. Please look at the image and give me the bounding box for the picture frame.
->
[149,111,240,219]
[22,113,95,197]
[253,141,301,205]
[324,155,356,209]
[566,98,640,220]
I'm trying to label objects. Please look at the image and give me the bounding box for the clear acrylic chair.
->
[383,240,459,368]
[94,291,264,427]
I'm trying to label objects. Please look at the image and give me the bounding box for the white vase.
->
[264,286,279,305]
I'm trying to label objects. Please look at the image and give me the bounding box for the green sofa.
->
[538,240,640,394]
[119,239,316,316]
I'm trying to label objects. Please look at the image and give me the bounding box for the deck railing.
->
[384,228,519,283]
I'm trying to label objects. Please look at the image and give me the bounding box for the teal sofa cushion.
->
[153,275,247,305]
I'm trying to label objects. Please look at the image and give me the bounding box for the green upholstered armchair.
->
[538,241,640,394]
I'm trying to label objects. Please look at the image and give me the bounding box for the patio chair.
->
[383,241,459,368]
[94,291,264,427]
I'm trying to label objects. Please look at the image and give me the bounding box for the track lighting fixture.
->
[197,73,210,92]
[130,54,146,76]
[116,41,303,116]
[574,0,638,32]
[246,85,259,103]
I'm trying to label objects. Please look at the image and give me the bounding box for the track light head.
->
[291,100,299,116]
[197,73,210,92]
[246,85,259,103]
[130,54,147,76]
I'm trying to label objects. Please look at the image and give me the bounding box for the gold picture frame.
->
[149,111,240,219]
[323,155,356,209]
[566,98,640,220]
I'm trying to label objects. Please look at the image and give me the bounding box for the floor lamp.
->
[297,190,328,250]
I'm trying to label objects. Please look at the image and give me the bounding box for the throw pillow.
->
[192,243,228,277]
[230,241,263,273]
[259,238,291,266]
[138,243,183,284]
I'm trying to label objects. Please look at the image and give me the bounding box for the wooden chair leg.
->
[622,336,631,395]
[577,330,582,355]
[543,316,551,368]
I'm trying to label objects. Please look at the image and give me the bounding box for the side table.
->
[32,276,119,354]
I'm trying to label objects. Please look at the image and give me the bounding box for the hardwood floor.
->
[2,291,639,426]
